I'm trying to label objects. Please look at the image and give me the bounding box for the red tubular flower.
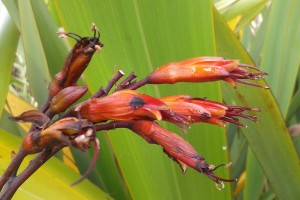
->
[130,120,236,184]
[75,90,169,122]
[160,95,259,127]
[49,25,104,98]
[147,57,268,89]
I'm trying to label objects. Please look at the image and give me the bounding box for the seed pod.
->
[50,86,87,114]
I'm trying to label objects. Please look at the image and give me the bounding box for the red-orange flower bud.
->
[130,120,236,183]
[160,95,259,127]
[50,86,87,114]
[49,26,103,98]
[75,90,169,122]
[148,57,268,88]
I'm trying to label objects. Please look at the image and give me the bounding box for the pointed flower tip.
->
[251,108,261,112]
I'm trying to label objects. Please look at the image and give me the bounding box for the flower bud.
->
[75,90,169,122]
[49,26,104,98]
[148,57,268,88]
[130,120,236,183]
[160,95,259,127]
[50,86,87,114]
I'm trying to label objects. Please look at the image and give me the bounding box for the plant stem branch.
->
[126,77,149,90]
[0,146,63,200]
[0,149,27,192]
[114,72,137,91]
[92,69,125,98]
[95,121,132,132]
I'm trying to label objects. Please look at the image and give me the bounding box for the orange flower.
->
[75,90,169,122]
[160,95,259,127]
[130,120,236,184]
[49,25,104,98]
[148,57,268,88]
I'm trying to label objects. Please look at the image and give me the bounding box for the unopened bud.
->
[50,86,87,114]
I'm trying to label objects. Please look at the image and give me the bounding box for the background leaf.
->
[18,0,51,105]
[214,7,300,199]
[0,11,19,118]
[260,0,300,117]
[0,129,111,200]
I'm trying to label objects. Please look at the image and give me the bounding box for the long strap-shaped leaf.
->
[214,7,300,199]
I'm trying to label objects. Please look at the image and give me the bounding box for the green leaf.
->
[18,0,51,105]
[30,0,68,77]
[214,6,300,199]
[2,0,20,30]
[54,0,232,199]
[0,129,111,200]
[243,149,264,200]
[234,2,268,33]
[220,0,269,21]
[0,12,19,118]
[260,0,300,117]
[287,89,300,120]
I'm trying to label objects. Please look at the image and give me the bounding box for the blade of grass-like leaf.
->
[260,0,300,117]
[30,0,68,77]
[243,148,264,200]
[0,129,111,200]
[247,6,270,64]
[229,129,247,180]
[18,0,51,106]
[2,0,20,30]
[234,2,267,33]
[287,89,300,120]
[220,0,269,21]
[0,12,19,118]
[54,0,232,199]
[214,6,300,199]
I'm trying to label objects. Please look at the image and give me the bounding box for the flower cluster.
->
[1,24,268,198]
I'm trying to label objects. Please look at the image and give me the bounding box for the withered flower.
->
[75,90,169,122]
[50,86,87,114]
[49,24,104,98]
[9,110,50,128]
[160,95,259,127]
[148,57,268,88]
[22,117,94,154]
[130,120,236,185]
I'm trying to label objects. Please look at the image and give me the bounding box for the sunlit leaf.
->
[0,129,111,200]
[0,13,19,118]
